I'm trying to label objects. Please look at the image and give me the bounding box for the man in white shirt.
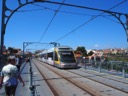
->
[0,56,25,96]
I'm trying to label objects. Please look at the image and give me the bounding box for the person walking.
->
[15,55,22,72]
[0,55,25,96]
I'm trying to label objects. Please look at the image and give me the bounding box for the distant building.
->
[74,51,82,58]
[92,48,126,55]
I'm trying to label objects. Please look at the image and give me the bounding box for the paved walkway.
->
[0,60,54,96]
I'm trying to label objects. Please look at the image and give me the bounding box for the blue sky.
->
[0,0,128,52]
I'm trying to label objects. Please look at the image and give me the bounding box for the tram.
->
[40,46,78,68]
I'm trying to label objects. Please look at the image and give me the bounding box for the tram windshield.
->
[58,51,76,63]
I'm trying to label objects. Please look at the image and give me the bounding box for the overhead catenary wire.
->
[31,5,59,49]
[33,0,66,49]
[101,15,120,24]
[17,5,108,17]
[23,0,126,50]
[43,0,127,15]
[54,0,127,42]
[17,6,120,24]
[39,1,65,43]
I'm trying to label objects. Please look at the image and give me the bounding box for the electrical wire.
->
[54,0,127,42]
[17,7,120,24]
[38,1,65,43]
[24,0,126,50]
[34,0,66,49]
[101,15,120,24]
[16,3,125,24]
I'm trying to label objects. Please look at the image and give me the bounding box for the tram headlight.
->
[61,63,65,66]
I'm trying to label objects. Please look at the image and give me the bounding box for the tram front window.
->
[58,51,76,63]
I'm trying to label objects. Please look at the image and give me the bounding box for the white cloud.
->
[94,44,99,48]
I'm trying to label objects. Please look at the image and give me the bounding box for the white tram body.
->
[40,46,77,68]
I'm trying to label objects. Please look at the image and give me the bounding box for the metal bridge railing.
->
[79,59,128,78]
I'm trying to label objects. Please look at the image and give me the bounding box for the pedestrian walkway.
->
[15,62,30,96]
[0,60,55,96]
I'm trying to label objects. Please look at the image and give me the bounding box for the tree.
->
[88,51,94,56]
[8,47,18,54]
[76,46,87,56]
[8,47,14,54]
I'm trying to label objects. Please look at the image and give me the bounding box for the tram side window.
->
[44,54,47,59]
[42,54,44,58]
[47,52,53,60]
[41,54,43,58]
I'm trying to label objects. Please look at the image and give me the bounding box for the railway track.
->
[33,59,128,96]
[67,69,128,94]
[33,60,94,96]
